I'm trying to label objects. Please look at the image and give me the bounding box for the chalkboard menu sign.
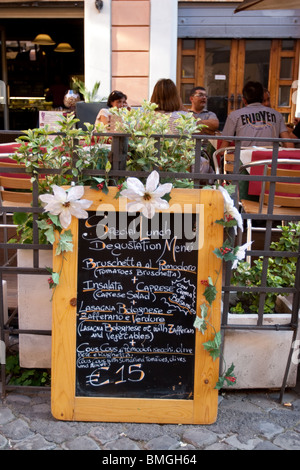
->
[76,211,198,399]
[51,188,223,424]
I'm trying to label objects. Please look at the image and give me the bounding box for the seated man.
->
[188,86,219,168]
[289,118,300,147]
[220,81,293,149]
[220,81,293,201]
[188,87,219,135]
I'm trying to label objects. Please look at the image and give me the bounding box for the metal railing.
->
[0,131,300,401]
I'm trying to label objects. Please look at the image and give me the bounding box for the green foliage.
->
[14,113,110,189]
[111,101,206,187]
[231,222,300,313]
[10,113,110,244]
[215,363,236,390]
[36,214,62,245]
[203,277,217,305]
[203,331,222,361]
[194,247,237,387]
[5,354,50,387]
[46,267,60,289]
[72,77,102,102]
[193,303,208,334]
[55,229,73,255]
[213,239,238,263]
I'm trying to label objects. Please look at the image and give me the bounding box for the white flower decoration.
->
[218,185,243,234]
[120,170,172,219]
[232,242,253,269]
[39,185,93,229]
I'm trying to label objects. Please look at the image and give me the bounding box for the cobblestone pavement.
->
[1,382,300,451]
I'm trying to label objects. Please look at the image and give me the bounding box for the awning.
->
[235,0,300,12]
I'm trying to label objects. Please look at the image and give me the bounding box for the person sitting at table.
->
[95,90,129,127]
[289,118,300,148]
[262,88,271,107]
[150,78,214,177]
[220,82,293,201]
[220,81,293,149]
[150,78,186,118]
[188,86,219,135]
[188,86,219,166]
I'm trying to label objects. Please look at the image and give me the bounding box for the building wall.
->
[84,0,111,102]
[111,0,150,106]
[84,0,178,106]
[84,0,300,112]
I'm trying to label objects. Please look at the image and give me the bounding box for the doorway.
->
[0,18,84,130]
[177,38,299,130]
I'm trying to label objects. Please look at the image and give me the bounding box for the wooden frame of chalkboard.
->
[51,187,224,424]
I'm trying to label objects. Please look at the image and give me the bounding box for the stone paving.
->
[1,382,300,450]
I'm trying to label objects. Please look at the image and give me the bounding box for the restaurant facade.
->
[0,0,300,130]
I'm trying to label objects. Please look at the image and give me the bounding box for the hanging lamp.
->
[32,34,56,45]
[54,43,75,53]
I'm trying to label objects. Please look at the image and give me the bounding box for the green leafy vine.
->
[193,185,242,390]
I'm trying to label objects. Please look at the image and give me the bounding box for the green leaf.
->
[105,160,112,173]
[55,230,73,255]
[36,219,56,245]
[102,182,109,194]
[48,214,62,228]
[215,218,238,229]
[12,212,29,226]
[215,363,236,389]
[203,331,221,361]
[203,283,217,305]
[193,303,208,334]
[51,272,60,285]
[215,376,225,390]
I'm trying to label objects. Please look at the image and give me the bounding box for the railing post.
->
[194,138,202,188]
[0,275,6,398]
[111,134,129,171]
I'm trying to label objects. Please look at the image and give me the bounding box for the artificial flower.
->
[232,241,253,269]
[218,185,243,233]
[39,185,93,229]
[120,170,172,219]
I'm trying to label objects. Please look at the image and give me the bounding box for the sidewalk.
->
[1,379,300,450]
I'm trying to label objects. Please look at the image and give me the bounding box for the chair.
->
[212,146,274,176]
[0,159,32,206]
[212,146,236,175]
[0,161,35,264]
[212,146,258,180]
[239,160,300,261]
[0,175,33,207]
[0,159,31,204]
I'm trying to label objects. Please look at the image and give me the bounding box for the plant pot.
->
[223,301,300,389]
[17,250,52,368]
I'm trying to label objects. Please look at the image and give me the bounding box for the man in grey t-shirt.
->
[220,81,293,149]
[188,86,219,135]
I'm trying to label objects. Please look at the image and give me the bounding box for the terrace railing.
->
[0,131,300,401]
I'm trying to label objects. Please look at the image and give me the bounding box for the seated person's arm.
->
[197,118,219,135]
[280,131,295,148]
[95,109,109,127]
[219,139,231,149]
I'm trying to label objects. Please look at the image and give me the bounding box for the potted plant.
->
[222,221,300,389]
